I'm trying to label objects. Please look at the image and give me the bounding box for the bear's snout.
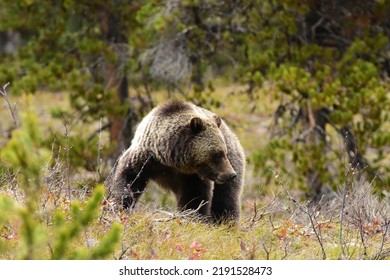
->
[216,171,237,184]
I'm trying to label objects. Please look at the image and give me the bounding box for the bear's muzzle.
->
[215,171,237,184]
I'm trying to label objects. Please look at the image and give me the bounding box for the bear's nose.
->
[229,172,237,180]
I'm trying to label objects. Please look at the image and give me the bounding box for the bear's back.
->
[154,100,193,117]
[130,101,195,153]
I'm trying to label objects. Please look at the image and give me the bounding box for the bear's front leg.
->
[110,148,153,210]
[176,174,213,217]
[211,180,241,224]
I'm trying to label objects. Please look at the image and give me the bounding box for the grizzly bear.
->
[109,100,245,223]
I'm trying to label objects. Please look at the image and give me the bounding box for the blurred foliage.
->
[51,185,122,260]
[1,99,51,204]
[0,0,389,197]
[0,0,144,153]
[0,108,121,259]
[137,0,390,197]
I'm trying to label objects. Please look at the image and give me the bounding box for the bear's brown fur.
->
[109,100,245,223]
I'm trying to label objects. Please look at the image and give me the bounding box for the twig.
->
[305,204,327,260]
[272,170,327,259]
[96,118,103,182]
[281,243,289,260]
[0,82,18,129]
[116,245,131,260]
[153,201,208,222]
[87,121,111,142]
[248,196,274,226]
[372,248,390,260]
[357,206,368,258]
[339,181,347,258]
[63,121,72,202]
[261,240,271,260]
[337,175,376,217]
[372,217,390,260]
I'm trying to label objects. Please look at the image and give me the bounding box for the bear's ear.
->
[213,114,222,127]
[190,117,204,133]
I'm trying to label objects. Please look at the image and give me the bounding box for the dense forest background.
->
[0,0,389,260]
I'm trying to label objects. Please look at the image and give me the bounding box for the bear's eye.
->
[213,151,224,162]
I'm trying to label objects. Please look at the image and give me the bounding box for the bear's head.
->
[186,115,237,184]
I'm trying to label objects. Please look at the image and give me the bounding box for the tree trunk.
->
[100,8,133,157]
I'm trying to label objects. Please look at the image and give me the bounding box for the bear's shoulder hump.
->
[156,100,192,116]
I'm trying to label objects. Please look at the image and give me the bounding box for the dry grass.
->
[1,156,388,260]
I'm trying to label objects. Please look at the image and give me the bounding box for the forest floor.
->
[0,86,389,260]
